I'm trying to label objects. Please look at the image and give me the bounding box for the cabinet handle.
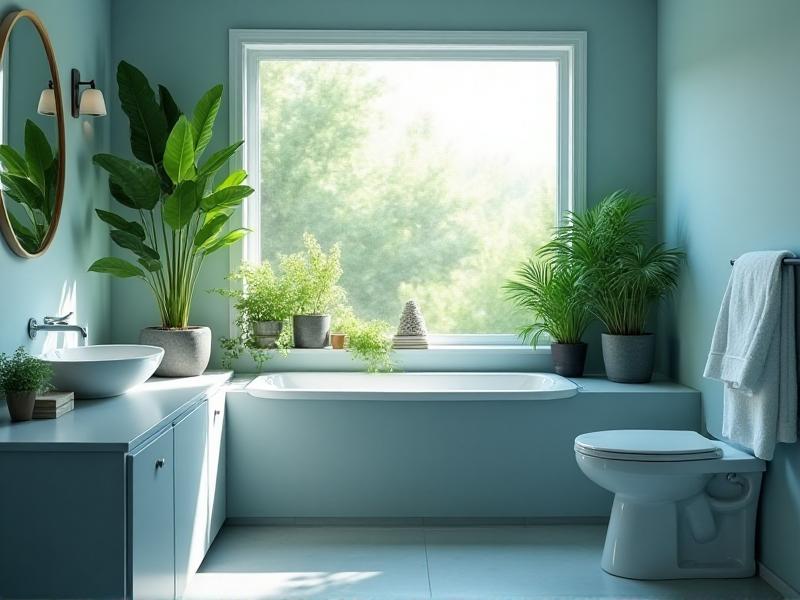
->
[213,409,221,419]
[155,458,166,469]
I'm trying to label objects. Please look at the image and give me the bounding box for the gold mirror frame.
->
[0,10,66,258]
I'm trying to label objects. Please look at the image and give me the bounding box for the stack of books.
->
[392,335,429,349]
[33,391,74,419]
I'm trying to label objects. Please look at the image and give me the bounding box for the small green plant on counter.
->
[504,259,591,346]
[335,309,394,373]
[0,120,60,254]
[541,190,684,335]
[0,347,52,393]
[282,233,345,316]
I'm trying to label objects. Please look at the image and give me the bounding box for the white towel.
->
[704,251,798,460]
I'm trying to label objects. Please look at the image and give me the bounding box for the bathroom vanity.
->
[0,371,232,599]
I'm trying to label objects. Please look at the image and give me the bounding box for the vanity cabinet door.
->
[173,401,209,597]
[128,426,175,600]
[207,389,226,547]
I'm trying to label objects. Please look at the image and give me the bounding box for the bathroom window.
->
[231,31,586,341]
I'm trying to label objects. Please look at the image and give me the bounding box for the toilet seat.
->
[574,430,723,462]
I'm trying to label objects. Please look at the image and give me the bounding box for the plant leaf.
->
[196,140,243,179]
[1,173,44,211]
[199,227,249,254]
[162,180,198,229]
[117,61,168,169]
[24,120,52,194]
[163,115,195,184]
[193,212,229,248]
[191,84,222,158]
[93,154,160,210]
[0,144,28,176]
[108,179,136,210]
[214,169,246,192]
[137,257,162,272]
[199,184,253,212]
[94,209,146,239]
[110,229,159,260]
[158,84,182,131]
[89,257,144,278]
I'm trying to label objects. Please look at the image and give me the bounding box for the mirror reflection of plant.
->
[504,259,592,346]
[0,120,59,253]
[88,61,254,329]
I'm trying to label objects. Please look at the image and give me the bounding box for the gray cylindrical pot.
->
[550,342,587,378]
[293,314,331,348]
[5,390,36,422]
[140,326,211,377]
[601,333,655,383]
[253,320,283,349]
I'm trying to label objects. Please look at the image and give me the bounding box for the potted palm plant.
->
[0,347,52,422]
[544,190,684,383]
[504,258,592,377]
[282,233,345,348]
[89,62,253,376]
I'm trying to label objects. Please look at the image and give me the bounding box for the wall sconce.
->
[71,68,106,118]
[37,80,56,116]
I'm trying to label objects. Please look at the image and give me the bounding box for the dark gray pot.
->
[551,342,587,378]
[293,314,331,348]
[601,333,655,383]
[139,326,211,377]
[253,320,283,349]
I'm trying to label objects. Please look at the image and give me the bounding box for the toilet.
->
[574,430,765,580]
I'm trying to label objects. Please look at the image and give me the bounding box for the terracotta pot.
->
[139,326,212,377]
[5,390,36,422]
[330,333,347,349]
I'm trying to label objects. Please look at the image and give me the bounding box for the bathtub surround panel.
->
[109,0,658,371]
[226,379,699,518]
[657,0,800,593]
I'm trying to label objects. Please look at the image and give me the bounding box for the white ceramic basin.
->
[42,345,165,399]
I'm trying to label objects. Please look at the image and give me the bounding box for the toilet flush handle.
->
[707,474,755,513]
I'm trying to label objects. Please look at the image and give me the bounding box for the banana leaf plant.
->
[90,61,253,328]
[0,120,59,254]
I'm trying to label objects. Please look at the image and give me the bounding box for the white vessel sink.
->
[42,345,165,399]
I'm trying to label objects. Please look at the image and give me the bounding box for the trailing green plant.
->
[281,232,345,315]
[0,347,52,393]
[335,309,393,372]
[89,61,253,328]
[542,190,684,335]
[0,120,59,253]
[504,258,592,345]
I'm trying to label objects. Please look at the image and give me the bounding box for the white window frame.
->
[228,30,586,347]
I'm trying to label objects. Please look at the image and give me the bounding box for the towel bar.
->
[729,257,800,266]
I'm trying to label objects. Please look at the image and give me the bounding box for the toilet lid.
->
[574,430,723,461]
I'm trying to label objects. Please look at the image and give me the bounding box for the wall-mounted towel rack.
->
[729,257,800,265]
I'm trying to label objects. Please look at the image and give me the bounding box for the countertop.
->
[0,371,233,453]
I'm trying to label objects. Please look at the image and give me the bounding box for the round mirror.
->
[0,10,65,258]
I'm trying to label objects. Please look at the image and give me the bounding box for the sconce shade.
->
[37,87,56,115]
[79,88,106,117]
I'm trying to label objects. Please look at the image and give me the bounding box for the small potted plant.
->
[0,347,52,422]
[334,309,394,372]
[282,233,345,348]
[544,190,684,383]
[504,258,592,377]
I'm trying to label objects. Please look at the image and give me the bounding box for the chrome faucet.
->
[28,312,88,345]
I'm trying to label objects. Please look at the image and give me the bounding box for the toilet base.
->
[601,494,756,580]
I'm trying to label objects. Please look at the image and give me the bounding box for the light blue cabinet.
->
[207,388,226,546]
[128,426,175,600]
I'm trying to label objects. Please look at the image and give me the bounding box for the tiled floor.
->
[185,525,781,600]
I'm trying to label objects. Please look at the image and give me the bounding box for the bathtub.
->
[245,371,579,401]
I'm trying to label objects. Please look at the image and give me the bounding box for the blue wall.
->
[109,0,658,369]
[657,0,800,591]
[0,0,111,354]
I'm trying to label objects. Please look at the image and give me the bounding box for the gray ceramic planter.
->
[550,342,587,378]
[5,390,35,421]
[293,314,331,348]
[253,320,283,349]
[601,333,655,383]
[139,326,211,377]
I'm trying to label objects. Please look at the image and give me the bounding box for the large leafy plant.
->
[504,258,592,345]
[0,120,59,253]
[89,61,253,328]
[542,190,684,335]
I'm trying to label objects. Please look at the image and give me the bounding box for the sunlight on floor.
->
[186,571,382,599]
